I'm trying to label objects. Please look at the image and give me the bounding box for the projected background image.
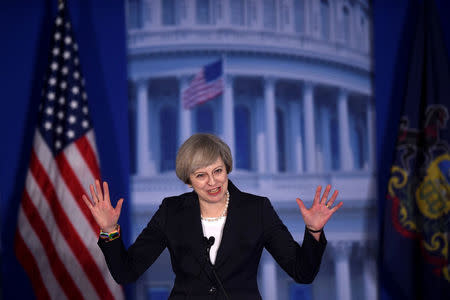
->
[125,1,375,299]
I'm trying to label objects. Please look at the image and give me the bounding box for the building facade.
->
[126,1,376,299]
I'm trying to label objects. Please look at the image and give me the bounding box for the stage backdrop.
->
[125,1,376,300]
[2,1,450,300]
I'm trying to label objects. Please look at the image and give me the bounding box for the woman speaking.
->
[82,133,343,299]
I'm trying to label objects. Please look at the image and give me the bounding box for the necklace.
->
[201,191,229,222]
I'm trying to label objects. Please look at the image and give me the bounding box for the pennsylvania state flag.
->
[382,1,450,299]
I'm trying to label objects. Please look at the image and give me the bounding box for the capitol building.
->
[125,0,376,299]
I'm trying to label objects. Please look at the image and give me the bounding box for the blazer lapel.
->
[214,180,241,269]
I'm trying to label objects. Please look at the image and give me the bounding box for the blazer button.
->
[208,286,217,294]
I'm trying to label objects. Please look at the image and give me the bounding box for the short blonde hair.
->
[176,133,233,184]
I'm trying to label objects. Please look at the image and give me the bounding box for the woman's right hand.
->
[82,180,124,233]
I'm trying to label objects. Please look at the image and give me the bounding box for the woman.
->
[82,133,342,299]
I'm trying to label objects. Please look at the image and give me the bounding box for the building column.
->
[136,78,156,175]
[303,82,316,172]
[304,0,312,36]
[338,89,354,170]
[355,241,378,300]
[264,77,277,173]
[366,98,375,170]
[280,0,295,33]
[363,255,377,300]
[261,258,277,300]
[151,0,161,28]
[218,0,230,26]
[329,0,337,42]
[332,241,353,300]
[289,101,303,173]
[183,0,195,25]
[256,101,267,173]
[140,0,151,28]
[222,75,235,160]
[178,76,191,146]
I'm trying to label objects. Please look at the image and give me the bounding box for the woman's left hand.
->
[296,185,343,232]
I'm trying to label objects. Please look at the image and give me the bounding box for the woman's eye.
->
[196,174,204,178]
[215,169,222,174]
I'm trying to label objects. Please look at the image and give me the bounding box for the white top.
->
[201,216,227,265]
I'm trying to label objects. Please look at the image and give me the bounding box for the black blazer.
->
[99,181,327,299]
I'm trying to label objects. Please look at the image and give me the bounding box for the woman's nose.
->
[207,174,216,185]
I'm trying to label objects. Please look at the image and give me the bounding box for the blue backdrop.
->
[1,0,450,299]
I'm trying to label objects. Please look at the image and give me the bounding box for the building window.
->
[330,115,340,170]
[315,96,340,171]
[230,0,245,26]
[263,0,277,30]
[197,0,210,24]
[276,107,287,172]
[294,0,305,33]
[234,105,251,170]
[320,0,330,40]
[343,6,350,43]
[349,98,369,169]
[195,104,215,133]
[127,0,141,29]
[159,106,178,171]
[162,0,177,25]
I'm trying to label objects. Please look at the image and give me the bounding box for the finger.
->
[89,184,99,203]
[103,181,111,204]
[326,190,339,207]
[115,198,124,215]
[295,198,307,218]
[321,184,331,204]
[82,194,94,210]
[330,201,343,213]
[313,186,322,205]
[95,179,104,202]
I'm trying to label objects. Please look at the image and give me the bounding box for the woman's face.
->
[189,156,229,204]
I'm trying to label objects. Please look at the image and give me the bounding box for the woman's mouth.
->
[207,186,221,195]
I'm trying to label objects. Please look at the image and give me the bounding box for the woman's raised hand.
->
[296,185,343,232]
[82,180,124,233]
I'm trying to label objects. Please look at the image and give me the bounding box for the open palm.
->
[296,185,343,231]
[82,180,123,233]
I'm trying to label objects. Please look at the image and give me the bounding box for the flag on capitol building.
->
[14,1,124,299]
[182,59,224,109]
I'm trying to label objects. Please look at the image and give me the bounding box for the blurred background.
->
[1,0,449,300]
[126,1,375,299]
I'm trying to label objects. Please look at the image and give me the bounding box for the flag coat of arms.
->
[182,59,223,109]
[14,2,124,299]
[381,1,450,299]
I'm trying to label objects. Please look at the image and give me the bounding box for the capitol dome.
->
[126,1,376,299]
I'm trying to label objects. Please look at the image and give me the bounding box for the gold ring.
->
[326,203,331,208]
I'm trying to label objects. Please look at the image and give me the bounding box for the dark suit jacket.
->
[98,181,327,299]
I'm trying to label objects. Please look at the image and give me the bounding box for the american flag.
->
[182,59,224,109]
[14,2,124,299]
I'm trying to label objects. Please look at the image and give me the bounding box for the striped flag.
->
[14,2,124,299]
[182,59,223,109]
